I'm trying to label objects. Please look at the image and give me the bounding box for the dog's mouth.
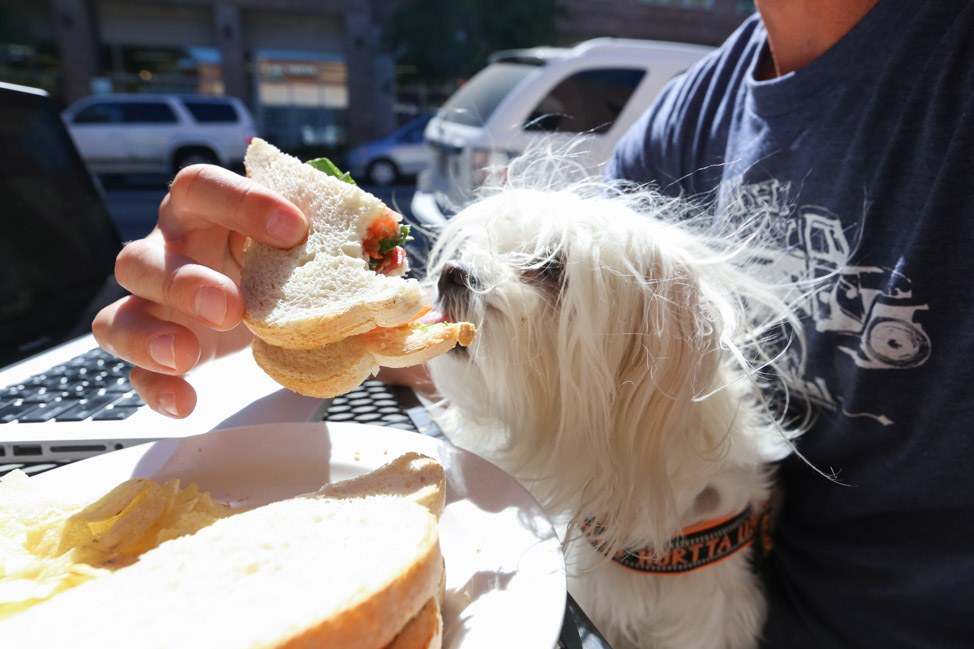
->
[429,261,476,356]
[433,261,474,323]
[412,305,452,326]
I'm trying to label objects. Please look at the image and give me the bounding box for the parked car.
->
[411,38,712,227]
[346,114,433,186]
[61,94,256,176]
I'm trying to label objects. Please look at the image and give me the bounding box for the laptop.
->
[0,82,329,464]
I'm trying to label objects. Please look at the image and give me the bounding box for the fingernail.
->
[158,391,179,418]
[195,285,227,326]
[149,335,176,370]
[266,208,305,245]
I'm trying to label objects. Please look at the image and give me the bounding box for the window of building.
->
[524,68,646,134]
[98,45,224,95]
[254,51,348,148]
[183,100,239,123]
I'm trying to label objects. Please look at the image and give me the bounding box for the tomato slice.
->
[374,246,406,275]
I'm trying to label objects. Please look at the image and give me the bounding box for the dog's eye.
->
[522,254,564,287]
[438,261,477,293]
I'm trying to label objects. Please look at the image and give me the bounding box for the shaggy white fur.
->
[424,167,808,649]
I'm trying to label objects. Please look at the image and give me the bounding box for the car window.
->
[399,126,423,143]
[439,63,541,127]
[183,100,239,123]
[524,68,647,134]
[72,103,124,124]
[121,102,178,124]
[397,117,430,144]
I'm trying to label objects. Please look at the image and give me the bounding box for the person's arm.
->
[605,58,714,197]
[91,164,308,418]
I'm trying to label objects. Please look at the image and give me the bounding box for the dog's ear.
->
[521,251,565,290]
[554,248,728,553]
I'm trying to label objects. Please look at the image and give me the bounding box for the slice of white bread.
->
[312,451,446,518]
[241,138,425,349]
[314,452,447,625]
[0,495,442,649]
[253,322,476,399]
[387,597,442,649]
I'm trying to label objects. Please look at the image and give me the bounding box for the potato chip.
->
[0,470,235,619]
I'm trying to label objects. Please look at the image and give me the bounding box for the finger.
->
[92,295,202,375]
[129,367,198,418]
[164,164,308,247]
[114,238,244,330]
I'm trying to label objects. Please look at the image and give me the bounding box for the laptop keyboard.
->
[0,348,145,424]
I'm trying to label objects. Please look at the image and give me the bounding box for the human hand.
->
[92,165,308,418]
[375,365,437,399]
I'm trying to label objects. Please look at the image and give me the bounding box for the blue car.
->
[347,114,433,186]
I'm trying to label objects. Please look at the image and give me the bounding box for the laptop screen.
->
[0,83,123,368]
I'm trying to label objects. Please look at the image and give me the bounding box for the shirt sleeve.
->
[605,76,690,195]
[606,13,763,199]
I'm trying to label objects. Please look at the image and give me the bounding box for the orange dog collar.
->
[583,502,773,574]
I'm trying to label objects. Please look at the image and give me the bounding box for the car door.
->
[389,116,432,176]
[119,101,181,173]
[65,101,126,173]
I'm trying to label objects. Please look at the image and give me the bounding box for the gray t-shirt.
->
[609,1,974,647]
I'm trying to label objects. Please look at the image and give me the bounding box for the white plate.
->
[33,422,567,649]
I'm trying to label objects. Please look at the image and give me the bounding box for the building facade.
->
[0,0,751,149]
[558,0,752,46]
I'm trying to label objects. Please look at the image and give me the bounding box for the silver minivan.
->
[411,38,712,226]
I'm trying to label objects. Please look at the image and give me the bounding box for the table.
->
[0,379,613,649]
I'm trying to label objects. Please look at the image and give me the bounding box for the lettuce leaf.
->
[305,157,356,185]
[378,224,413,255]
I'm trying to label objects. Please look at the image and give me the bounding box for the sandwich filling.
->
[364,209,412,275]
[305,156,413,276]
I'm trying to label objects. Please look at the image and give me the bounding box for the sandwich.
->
[0,453,447,649]
[240,138,474,398]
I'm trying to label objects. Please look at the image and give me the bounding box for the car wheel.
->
[367,159,399,186]
[173,148,219,174]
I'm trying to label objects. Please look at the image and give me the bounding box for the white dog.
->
[423,168,807,649]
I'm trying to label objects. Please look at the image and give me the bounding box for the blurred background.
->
[1,0,756,241]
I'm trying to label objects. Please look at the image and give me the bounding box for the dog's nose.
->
[438,261,471,295]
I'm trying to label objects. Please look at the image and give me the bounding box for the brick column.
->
[214,4,248,102]
[372,38,396,136]
[343,6,376,144]
[51,0,99,104]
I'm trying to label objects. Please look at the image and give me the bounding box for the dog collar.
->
[582,502,773,574]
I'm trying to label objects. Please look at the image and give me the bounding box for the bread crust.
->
[244,290,424,350]
[385,598,442,649]
[312,452,446,518]
[252,323,476,399]
[278,535,442,649]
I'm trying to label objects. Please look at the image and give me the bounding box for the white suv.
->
[62,94,256,176]
[411,38,711,226]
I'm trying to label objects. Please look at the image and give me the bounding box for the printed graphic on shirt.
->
[721,178,931,424]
